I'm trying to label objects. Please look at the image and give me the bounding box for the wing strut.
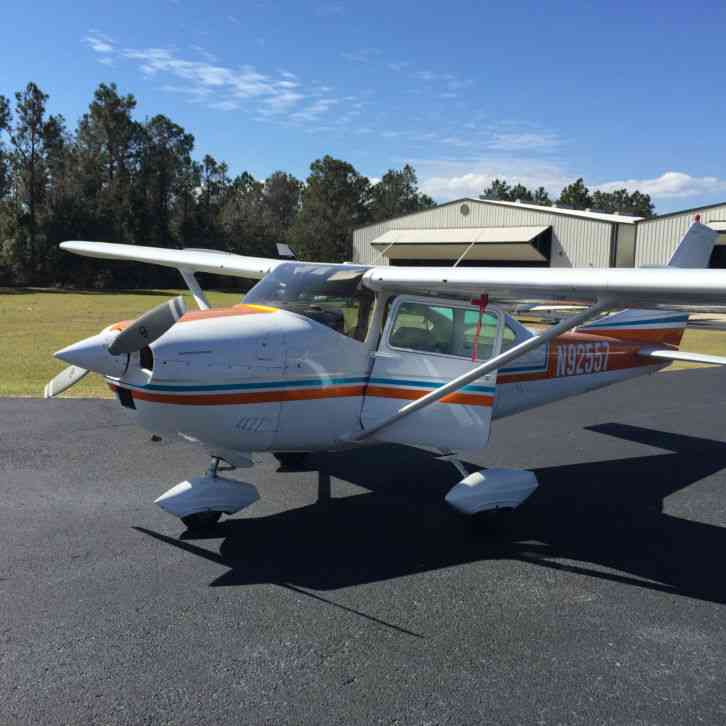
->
[179,269,211,310]
[350,298,613,443]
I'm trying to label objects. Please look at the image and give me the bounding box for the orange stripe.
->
[111,382,493,408]
[119,384,366,406]
[108,304,276,333]
[365,385,494,407]
[180,304,277,322]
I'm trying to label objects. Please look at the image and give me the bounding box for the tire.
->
[181,511,222,531]
[273,452,309,468]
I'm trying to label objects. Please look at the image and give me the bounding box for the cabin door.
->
[361,296,502,452]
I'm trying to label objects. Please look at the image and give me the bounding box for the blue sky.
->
[3,0,726,212]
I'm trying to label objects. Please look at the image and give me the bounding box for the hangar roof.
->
[355,197,643,233]
[480,198,643,224]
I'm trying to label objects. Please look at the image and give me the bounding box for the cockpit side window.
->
[389,301,499,359]
[244,262,374,342]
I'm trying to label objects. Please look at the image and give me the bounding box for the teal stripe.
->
[585,314,688,329]
[140,376,368,393]
[369,377,495,394]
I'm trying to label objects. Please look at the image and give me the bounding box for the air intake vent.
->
[139,346,154,372]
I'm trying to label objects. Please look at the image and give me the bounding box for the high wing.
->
[62,222,726,310]
[361,266,726,308]
[60,241,283,281]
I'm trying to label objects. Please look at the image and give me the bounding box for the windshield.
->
[245,262,374,341]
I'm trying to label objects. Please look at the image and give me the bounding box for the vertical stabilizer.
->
[667,220,718,268]
[580,219,717,346]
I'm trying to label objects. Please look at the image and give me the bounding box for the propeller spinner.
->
[44,296,186,398]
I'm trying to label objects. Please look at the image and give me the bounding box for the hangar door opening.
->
[370,226,552,267]
[707,223,726,268]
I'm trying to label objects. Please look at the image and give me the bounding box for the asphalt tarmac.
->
[3,367,726,725]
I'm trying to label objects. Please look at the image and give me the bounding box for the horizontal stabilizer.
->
[638,346,726,366]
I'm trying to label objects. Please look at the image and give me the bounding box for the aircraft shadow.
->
[137,424,726,605]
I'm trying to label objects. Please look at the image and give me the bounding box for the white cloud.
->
[189,44,218,63]
[416,158,573,201]
[84,34,321,120]
[414,70,455,82]
[594,171,726,199]
[447,78,474,91]
[341,48,381,63]
[290,98,339,122]
[418,161,726,205]
[440,136,469,147]
[487,132,561,151]
[84,32,115,54]
[209,100,240,111]
[259,90,305,115]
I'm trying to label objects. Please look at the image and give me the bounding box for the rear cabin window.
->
[389,301,500,359]
[502,323,517,352]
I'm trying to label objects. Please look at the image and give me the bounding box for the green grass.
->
[0,288,241,397]
[1,289,724,397]
[665,328,726,371]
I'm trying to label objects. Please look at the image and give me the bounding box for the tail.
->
[581,220,718,347]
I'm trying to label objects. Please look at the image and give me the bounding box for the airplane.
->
[44,220,726,531]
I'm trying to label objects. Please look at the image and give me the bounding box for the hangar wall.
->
[353,199,616,268]
[635,202,726,266]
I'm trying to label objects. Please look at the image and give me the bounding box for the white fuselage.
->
[106,295,664,459]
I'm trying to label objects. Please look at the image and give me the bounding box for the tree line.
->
[0,81,435,288]
[0,81,657,289]
[480,177,655,218]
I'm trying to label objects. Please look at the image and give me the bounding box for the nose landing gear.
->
[155,457,259,532]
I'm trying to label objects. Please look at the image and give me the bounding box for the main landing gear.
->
[155,457,259,532]
[443,458,539,519]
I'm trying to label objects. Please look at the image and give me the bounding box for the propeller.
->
[108,296,186,355]
[44,295,187,398]
[43,365,89,399]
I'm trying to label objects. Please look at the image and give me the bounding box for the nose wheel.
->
[154,456,260,532]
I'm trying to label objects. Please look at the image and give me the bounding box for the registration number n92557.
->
[555,341,610,377]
